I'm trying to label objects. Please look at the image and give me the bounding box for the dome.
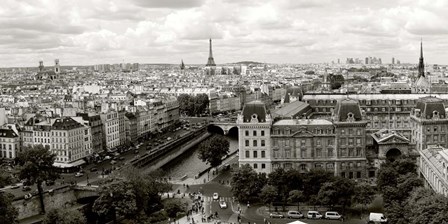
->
[242,101,268,122]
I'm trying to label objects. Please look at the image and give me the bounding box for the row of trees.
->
[231,165,375,213]
[177,93,209,116]
[377,158,448,224]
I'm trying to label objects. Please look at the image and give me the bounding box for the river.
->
[161,135,238,180]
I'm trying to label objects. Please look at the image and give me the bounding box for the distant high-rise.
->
[418,40,425,78]
[392,57,395,65]
[365,57,369,64]
[39,60,44,72]
[206,38,216,67]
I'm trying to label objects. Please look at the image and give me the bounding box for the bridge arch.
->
[207,124,225,135]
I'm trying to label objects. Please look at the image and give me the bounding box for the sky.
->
[1,0,448,67]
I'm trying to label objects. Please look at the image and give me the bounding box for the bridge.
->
[208,121,238,135]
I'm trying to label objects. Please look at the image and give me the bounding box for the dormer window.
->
[347,112,355,122]
[433,111,440,120]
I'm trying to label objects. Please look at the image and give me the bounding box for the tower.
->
[180,59,185,70]
[418,40,425,78]
[38,60,44,72]
[206,38,216,67]
[54,59,60,74]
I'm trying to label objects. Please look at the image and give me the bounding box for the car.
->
[24,193,32,200]
[287,211,304,219]
[90,167,98,172]
[307,211,323,219]
[270,212,285,218]
[22,185,32,191]
[325,211,342,220]
[212,193,219,200]
[219,201,227,209]
[104,156,111,160]
[75,172,84,177]
[10,184,20,189]
[110,160,117,165]
[118,157,125,161]
[113,152,120,156]
[369,213,388,223]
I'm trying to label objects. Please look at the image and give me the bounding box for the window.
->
[261,130,265,136]
[274,149,280,158]
[328,148,334,157]
[356,138,361,145]
[245,151,250,158]
[356,129,361,135]
[349,128,353,135]
[261,151,265,158]
[301,149,307,158]
[300,164,307,171]
[285,149,291,158]
[261,163,266,169]
[357,172,361,178]
[253,140,257,147]
[254,164,258,169]
[316,148,322,157]
[349,148,354,157]
[261,140,265,147]
[341,129,345,135]
[316,139,321,146]
[356,148,362,157]
[301,139,306,146]
[253,130,257,136]
[253,151,258,158]
[245,130,249,136]
[341,138,346,145]
[341,148,347,157]
[245,140,249,147]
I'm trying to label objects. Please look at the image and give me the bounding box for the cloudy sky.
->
[1,0,448,67]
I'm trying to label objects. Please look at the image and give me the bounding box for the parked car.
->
[24,193,32,200]
[270,212,285,218]
[219,201,227,209]
[104,156,111,160]
[10,184,20,189]
[325,211,342,220]
[118,157,125,161]
[369,213,388,223]
[75,172,84,177]
[307,211,323,219]
[212,192,219,200]
[90,167,98,172]
[287,211,304,219]
[110,160,117,165]
[22,185,32,191]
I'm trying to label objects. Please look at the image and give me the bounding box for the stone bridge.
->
[208,121,238,135]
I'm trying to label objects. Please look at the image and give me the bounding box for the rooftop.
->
[273,119,332,126]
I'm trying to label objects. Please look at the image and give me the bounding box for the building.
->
[125,112,138,144]
[100,111,120,151]
[410,97,448,152]
[0,127,20,159]
[237,101,273,173]
[76,113,104,153]
[419,146,448,196]
[118,110,126,146]
[51,117,91,170]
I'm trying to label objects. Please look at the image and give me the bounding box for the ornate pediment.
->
[292,127,314,137]
[378,135,409,145]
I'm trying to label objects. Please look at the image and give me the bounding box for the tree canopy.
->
[16,144,59,214]
[43,208,86,224]
[0,192,18,224]
[198,135,229,168]
[93,181,138,222]
[231,164,267,203]
[177,93,209,116]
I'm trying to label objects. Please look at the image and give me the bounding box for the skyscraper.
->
[418,40,425,78]
[206,38,216,67]
[392,57,395,65]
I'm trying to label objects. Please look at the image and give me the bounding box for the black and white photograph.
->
[1,0,448,223]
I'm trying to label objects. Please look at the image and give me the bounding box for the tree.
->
[302,169,334,201]
[288,190,304,211]
[231,164,266,203]
[353,183,376,216]
[164,200,185,218]
[407,188,448,224]
[0,192,18,223]
[317,177,355,211]
[268,168,289,210]
[198,135,229,169]
[194,93,210,116]
[16,145,59,214]
[0,173,13,188]
[376,165,399,191]
[93,180,137,223]
[259,185,277,212]
[43,208,86,224]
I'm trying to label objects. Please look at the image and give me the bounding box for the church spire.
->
[180,59,185,70]
[418,39,425,78]
[206,38,216,66]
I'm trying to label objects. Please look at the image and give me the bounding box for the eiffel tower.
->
[206,38,216,66]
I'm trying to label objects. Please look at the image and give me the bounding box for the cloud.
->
[131,0,204,8]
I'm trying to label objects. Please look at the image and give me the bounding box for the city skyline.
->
[2,0,448,67]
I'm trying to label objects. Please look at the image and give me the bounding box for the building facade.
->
[100,111,120,151]
[419,146,448,196]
